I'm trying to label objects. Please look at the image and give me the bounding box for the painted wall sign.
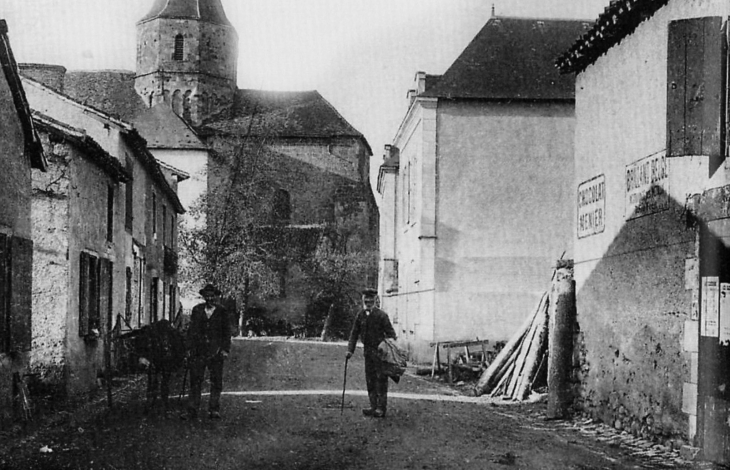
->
[702,276,720,337]
[577,174,605,239]
[625,153,669,219]
[720,283,730,344]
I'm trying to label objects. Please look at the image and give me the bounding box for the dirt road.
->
[0,338,702,469]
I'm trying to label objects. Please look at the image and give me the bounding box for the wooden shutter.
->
[10,236,33,352]
[667,17,725,159]
[88,255,100,332]
[79,252,89,336]
[99,259,112,334]
[125,157,133,231]
[0,233,8,352]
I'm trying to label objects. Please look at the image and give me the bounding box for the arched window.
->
[272,189,291,224]
[173,34,184,61]
[172,90,182,116]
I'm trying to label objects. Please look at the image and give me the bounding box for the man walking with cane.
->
[346,288,397,418]
[182,284,231,420]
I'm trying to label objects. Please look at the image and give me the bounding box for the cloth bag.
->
[377,338,408,382]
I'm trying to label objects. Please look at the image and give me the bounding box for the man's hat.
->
[361,288,378,297]
[199,284,221,297]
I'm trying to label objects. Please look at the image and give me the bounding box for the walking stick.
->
[341,356,349,415]
[179,360,189,404]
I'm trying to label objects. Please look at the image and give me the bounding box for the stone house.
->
[0,19,46,425]
[379,16,587,362]
[556,0,730,461]
[20,76,184,395]
[32,0,377,331]
[30,112,130,396]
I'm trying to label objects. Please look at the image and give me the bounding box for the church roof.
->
[201,89,371,152]
[133,103,207,150]
[139,0,232,26]
[421,16,590,101]
[64,70,147,121]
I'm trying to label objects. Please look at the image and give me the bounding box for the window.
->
[0,234,33,353]
[162,205,167,246]
[169,285,176,322]
[173,34,184,61]
[170,213,176,248]
[150,277,160,323]
[667,16,724,172]
[125,156,133,231]
[79,252,112,338]
[152,192,157,238]
[106,185,114,243]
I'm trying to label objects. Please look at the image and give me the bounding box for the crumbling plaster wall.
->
[30,136,71,385]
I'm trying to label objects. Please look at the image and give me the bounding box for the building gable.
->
[422,17,589,101]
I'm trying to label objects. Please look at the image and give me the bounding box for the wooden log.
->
[507,295,546,399]
[547,263,576,419]
[474,293,547,396]
[515,296,549,400]
[490,360,516,398]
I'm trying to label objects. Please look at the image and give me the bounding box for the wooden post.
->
[547,260,575,419]
[447,345,452,383]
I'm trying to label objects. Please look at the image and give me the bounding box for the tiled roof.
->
[0,20,46,170]
[64,70,147,121]
[200,89,372,153]
[421,17,589,100]
[133,103,207,150]
[139,0,232,26]
[556,0,670,74]
[32,111,131,183]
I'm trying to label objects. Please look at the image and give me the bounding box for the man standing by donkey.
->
[183,284,232,420]
[346,288,397,418]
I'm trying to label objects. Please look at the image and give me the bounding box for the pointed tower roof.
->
[139,0,232,26]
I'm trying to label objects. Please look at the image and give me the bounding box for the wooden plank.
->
[437,340,489,348]
[667,18,688,157]
[699,17,724,160]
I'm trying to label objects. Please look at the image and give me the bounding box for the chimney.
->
[384,145,392,162]
[407,89,417,107]
[414,71,426,95]
[19,63,67,93]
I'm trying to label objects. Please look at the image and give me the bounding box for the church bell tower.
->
[135,0,239,126]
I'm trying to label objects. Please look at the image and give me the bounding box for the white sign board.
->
[720,283,730,344]
[702,277,720,337]
[625,153,669,219]
[577,175,605,239]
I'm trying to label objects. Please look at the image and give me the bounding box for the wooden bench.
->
[429,339,490,383]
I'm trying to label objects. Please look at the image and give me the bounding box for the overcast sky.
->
[3,0,609,186]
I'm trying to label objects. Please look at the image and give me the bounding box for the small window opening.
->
[173,34,184,61]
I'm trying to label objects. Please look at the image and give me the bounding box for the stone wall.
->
[571,0,727,443]
[204,134,377,323]
[0,51,33,427]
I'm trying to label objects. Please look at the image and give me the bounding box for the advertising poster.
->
[721,283,730,344]
[702,276,720,337]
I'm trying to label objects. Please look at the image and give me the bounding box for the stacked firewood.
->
[474,291,550,400]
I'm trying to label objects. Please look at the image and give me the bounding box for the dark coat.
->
[187,303,232,359]
[347,307,396,357]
